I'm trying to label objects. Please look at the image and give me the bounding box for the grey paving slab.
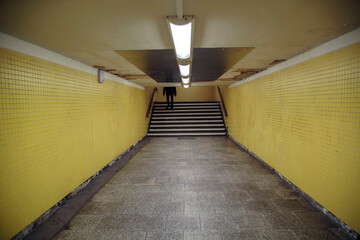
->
[257,229,299,240]
[166,215,201,232]
[184,230,222,240]
[146,231,184,240]
[101,230,147,240]
[52,137,347,240]
[201,213,240,232]
[294,228,346,240]
[221,230,261,240]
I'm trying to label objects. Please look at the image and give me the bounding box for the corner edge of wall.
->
[227,135,359,240]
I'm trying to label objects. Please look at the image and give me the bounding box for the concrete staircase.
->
[147,102,227,137]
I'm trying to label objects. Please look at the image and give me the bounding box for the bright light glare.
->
[182,77,190,84]
[170,22,192,59]
[179,64,190,77]
[183,84,189,88]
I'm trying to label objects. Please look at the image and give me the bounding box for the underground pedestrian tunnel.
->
[0,1,359,239]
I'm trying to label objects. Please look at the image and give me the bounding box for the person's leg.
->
[166,93,170,109]
[170,94,174,110]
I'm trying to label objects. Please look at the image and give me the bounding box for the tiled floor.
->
[54,137,347,240]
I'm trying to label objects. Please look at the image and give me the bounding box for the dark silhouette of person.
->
[163,87,177,110]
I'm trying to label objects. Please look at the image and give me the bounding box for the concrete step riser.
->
[152,116,223,120]
[147,132,226,136]
[154,103,220,107]
[150,124,224,128]
[153,109,220,113]
[152,113,221,117]
[151,120,224,124]
[153,106,220,110]
[149,128,226,132]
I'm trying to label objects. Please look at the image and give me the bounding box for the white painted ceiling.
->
[0,0,359,87]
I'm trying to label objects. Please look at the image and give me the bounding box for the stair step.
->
[147,132,226,136]
[153,109,220,113]
[152,116,223,120]
[149,128,226,132]
[150,124,224,128]
[152,112,221,117]
[149,102,226,137]
[151,120,224,124]
[155,102,219,106]
[153,106,220,110]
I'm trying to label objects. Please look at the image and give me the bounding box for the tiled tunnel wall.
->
[223,42,360,233]
[0,48,149,239]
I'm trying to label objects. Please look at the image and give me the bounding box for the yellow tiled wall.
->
[0,48,148,239]
[224,43,360,232]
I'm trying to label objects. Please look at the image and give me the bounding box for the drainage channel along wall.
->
[0,35,149,239]
[224,36,360,234]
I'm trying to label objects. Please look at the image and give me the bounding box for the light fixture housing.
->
[179,64,190,77]
[166,16,195,64]
[167,15,194,88]
[181,77,190,84]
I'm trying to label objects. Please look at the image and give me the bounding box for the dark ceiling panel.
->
[192,47,253,82]
[116,49,181,83]
[116,47,253,83]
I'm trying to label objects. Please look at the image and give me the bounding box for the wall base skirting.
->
[228,135,359,240]
[13,137,148,240]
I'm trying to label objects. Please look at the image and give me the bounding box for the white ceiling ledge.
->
[0,32,145,90]
[229,28,360,88]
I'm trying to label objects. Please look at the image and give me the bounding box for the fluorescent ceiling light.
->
[182,77,190,84]
[179,64,190,77]
[169,22,192,60]
[183,84,189,88]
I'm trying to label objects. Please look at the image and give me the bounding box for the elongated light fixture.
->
[179,64,190,77]
[181,77,190,84]
[169,22,192,59]
[167,15,195,88]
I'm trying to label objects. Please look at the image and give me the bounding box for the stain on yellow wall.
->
[224,43,360,233]
[0,48,148,239]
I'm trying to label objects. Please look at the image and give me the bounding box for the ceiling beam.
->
[176,0,183,19]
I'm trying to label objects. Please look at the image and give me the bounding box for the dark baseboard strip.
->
[228,135,358,240]
[13,137,149,240]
